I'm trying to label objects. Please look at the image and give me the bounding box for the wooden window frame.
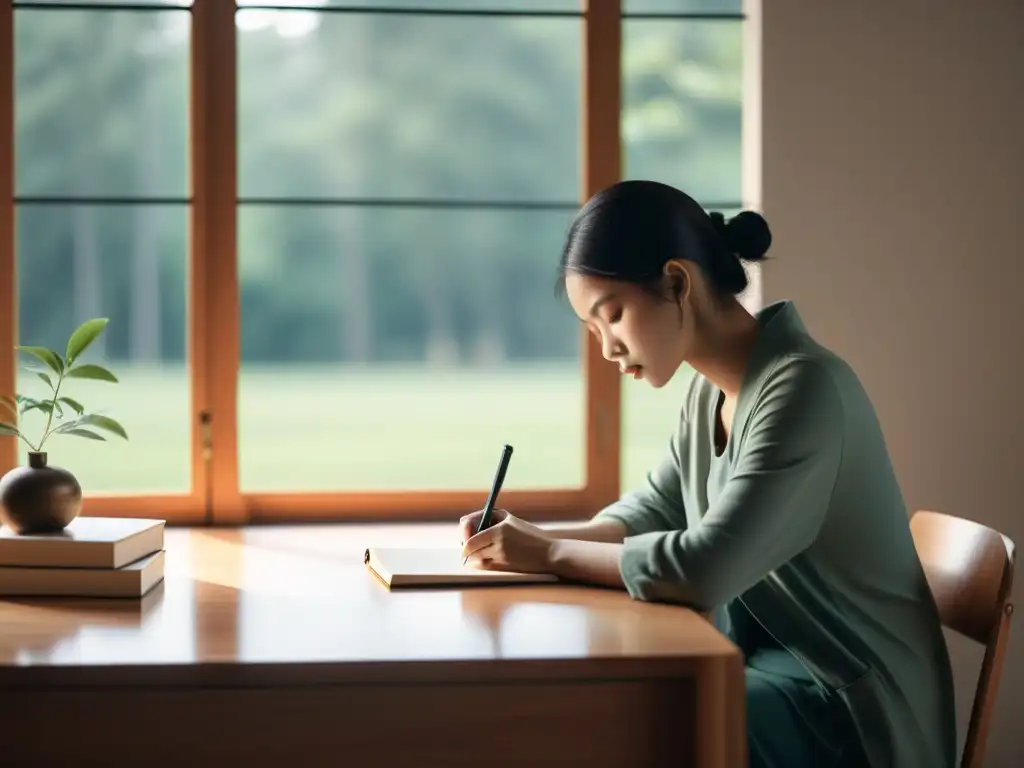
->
[0,0,645,527]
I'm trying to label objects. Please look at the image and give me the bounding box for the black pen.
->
[463,444,513,565]
[477,443,513,534]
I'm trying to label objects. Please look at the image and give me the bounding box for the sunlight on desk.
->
[0,523,745,767]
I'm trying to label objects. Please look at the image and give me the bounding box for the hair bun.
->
[711,210,772,262]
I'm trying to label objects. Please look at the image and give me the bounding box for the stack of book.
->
[0,517,165,598]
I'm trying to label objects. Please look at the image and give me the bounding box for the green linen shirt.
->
[595,300,957,768]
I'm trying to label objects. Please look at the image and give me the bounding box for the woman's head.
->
[558,180,772,388]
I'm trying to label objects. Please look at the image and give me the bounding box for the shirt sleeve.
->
[592,425,687,536]
[617,358,844,609]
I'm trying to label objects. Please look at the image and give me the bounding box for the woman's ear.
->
[663,260,690,304]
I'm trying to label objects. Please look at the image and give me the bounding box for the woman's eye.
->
[608,308,623,323]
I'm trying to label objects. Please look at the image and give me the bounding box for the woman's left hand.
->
[461,514,557,574]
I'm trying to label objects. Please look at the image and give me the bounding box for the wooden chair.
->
[910,510,1016,768]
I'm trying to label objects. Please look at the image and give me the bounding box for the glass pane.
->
[15,204,191,493]
[238,1,579,10]
[624,0,742,14]
[13,8,190,198]
[621,368,697,492]
[622,19,742,206]
[237,205,582,491]
[621,17,743,492]
[237,10,579,200]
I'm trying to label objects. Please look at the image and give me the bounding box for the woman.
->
[460,180,957,768]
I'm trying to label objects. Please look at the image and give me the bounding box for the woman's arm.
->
[461,421,688,580]
[540,519,628,543]
[533,430,689,582]
[612,360,844,609]
[546,538,625,589]
[589,429,688,537]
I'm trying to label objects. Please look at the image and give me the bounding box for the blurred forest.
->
[13,0,743,367]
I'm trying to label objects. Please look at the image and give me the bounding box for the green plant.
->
[0,318,128,453]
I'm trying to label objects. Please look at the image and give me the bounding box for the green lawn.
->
[14,363,693,496]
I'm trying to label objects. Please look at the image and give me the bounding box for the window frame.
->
[0,5,12,503]
[0,0,748,527]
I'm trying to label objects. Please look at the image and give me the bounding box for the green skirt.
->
[719,600,867,768]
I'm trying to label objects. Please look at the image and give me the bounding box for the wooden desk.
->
[0,524,745,767]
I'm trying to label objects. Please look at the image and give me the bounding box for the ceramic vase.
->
[0,451,82,534]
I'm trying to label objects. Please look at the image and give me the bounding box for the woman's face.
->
[564,269,692,388]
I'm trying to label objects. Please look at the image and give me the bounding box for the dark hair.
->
[557,180,772,299]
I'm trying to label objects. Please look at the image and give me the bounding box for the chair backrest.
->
[910,510,1016,768]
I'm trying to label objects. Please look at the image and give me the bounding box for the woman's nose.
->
[600,333,623,363]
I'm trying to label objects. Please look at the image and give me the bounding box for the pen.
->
[463,444,513,565]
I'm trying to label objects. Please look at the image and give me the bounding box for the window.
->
[0,0,751,525]
[6,0,200,520]
[235,5,583,500]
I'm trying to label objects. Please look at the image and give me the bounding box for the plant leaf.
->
[0,395,16,419]
[17,346,63,375]
[19,397,53,415]
[64,428,106,441]
[58,396,85,415]
[65,318,109,365]
[64,363,118,383]
[0,421,21,437]
[78,413,128,440]
[37,372,55,390]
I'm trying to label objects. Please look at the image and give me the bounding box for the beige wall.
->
[757,1,1023,764]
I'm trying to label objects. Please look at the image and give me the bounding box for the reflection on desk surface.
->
[0,523,733,670]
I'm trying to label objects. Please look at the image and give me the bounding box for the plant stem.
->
[38,374,64,451]
[18,432,38,452]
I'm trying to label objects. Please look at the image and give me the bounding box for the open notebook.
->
[364,547,559,588]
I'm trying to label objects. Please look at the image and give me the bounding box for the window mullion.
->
[582,0,622,513]
[0,0,15,477]
[191,0,243,524]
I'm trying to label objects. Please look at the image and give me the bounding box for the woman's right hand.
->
[459,508,511,544]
